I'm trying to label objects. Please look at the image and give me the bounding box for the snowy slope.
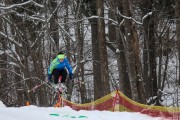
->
[0,101,165,120]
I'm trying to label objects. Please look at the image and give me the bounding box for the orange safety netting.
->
[57,90,180,119]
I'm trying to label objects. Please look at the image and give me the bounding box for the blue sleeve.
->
[64,58,73,74]
[47,67,52,81]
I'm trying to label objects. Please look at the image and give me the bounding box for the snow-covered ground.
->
[0,101,166,120]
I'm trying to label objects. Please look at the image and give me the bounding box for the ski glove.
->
[69,73,73,80]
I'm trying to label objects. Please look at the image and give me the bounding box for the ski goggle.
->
[57,54,65,59]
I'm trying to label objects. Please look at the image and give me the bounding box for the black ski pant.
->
[51,68,67,84]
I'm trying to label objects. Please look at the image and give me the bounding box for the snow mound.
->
[0,101,6,108]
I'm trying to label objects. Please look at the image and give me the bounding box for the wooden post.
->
[26,101,30,106]
[54,95,61,107]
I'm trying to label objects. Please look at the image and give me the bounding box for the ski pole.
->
[28,82,45,93]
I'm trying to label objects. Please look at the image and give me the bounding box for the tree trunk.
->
[0,18,8,105]
[75,12,87,103]
[122,0,139,102]
[96,0,110,97]
[49,0,59,52]
[176,0,180,85]
[117,0,132,99]
[80,0,102,100]
[138,0,158,104]
[90,18,102,100]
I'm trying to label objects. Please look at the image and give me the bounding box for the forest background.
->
[0,0,180,108]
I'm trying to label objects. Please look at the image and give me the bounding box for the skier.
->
[47,52,73,92]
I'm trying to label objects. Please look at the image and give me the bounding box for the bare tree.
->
[176,0,180,85]
[96,0,110,98]
[80,0,102,99]
[0,0,179,107]
[121,0,146,103]
[0,17,9,105]
[106,0,132,98]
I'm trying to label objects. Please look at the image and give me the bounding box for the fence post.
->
[26,101,30,106]
[112,90,119,112]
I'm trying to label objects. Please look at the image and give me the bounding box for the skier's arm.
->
[48,58,60,74]
[64,58,73,74]
[47,58,59,81]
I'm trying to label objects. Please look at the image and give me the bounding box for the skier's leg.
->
[58,69,67,93]
[61,69,67,83]
[52,69,61,84]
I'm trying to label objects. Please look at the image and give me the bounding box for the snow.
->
[0,101,165,120]
[0,101,6,108]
